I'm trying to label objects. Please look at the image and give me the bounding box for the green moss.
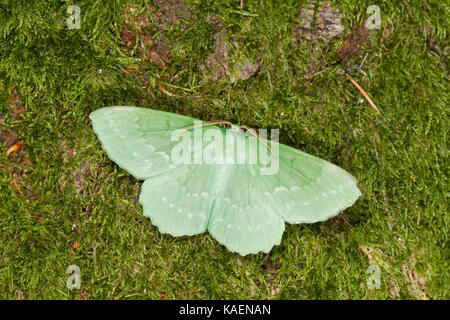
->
[0,0,448,299]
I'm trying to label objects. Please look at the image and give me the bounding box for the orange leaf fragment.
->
[73,241,79,249]
[6,142,23,155]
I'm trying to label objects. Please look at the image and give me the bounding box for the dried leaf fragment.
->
[6,142,24,155]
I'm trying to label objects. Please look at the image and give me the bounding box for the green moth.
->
[90,106,361,255]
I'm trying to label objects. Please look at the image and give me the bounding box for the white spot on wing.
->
[141,160,152,171]
[156,151,170,161]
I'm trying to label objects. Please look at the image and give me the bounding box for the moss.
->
[0,0,448,299]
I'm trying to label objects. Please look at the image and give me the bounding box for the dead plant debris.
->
[295,1,345,44]
[200,38,259,83]
[336,24,369,66]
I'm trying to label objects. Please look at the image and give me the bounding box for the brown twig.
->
[345,72,381,115]
[339,214,353,227]
[10,173,24,197]
[380,25,388,43]
[147,87,156,101]
[119,66,132,75]
[157,82,178,98]
[157,82,206,100]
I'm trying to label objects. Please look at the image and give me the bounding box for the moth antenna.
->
[184,120,233,130]
[238,125,273,154]
[184,121,273,154]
